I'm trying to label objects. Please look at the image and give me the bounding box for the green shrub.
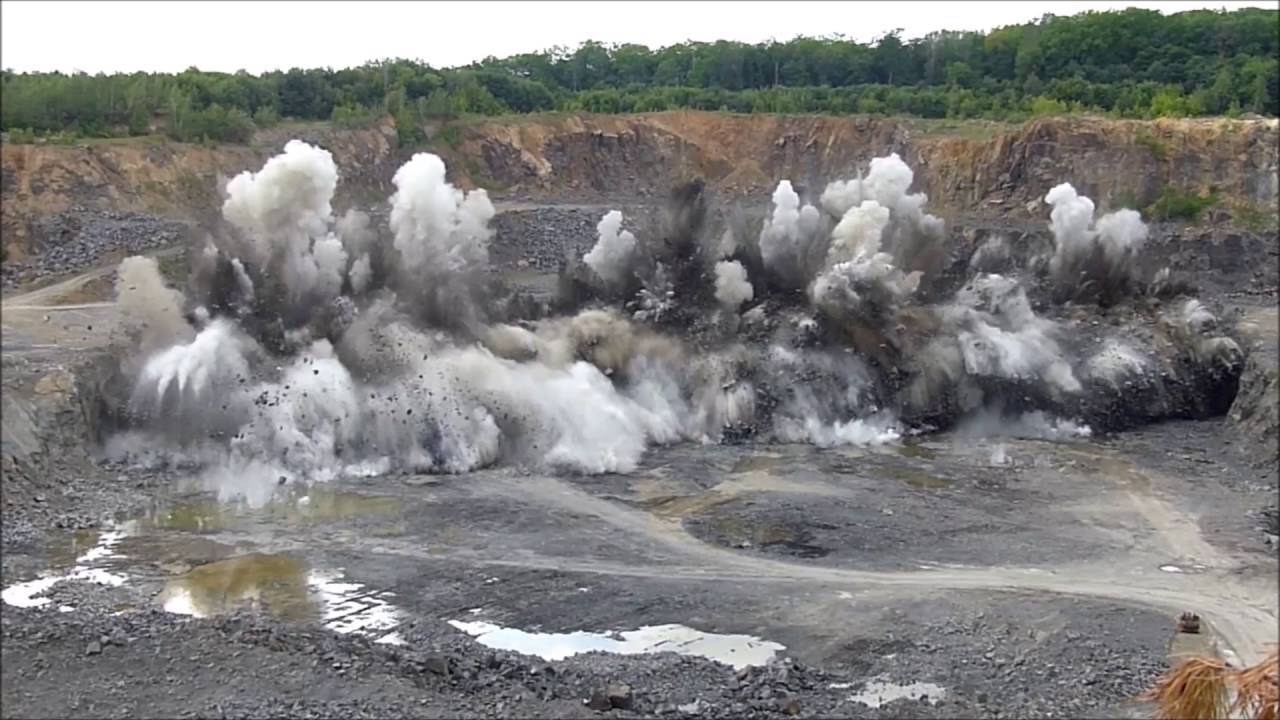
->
[0,7,1274,137]
[433,124,462,148]
[252,106,280,128]
[4,127,37,143]
[167,104,255,144]
[1149,88,1204,118]
[1146,186,1218,222]
[330,104,378,129]
[1029,96,1069,117]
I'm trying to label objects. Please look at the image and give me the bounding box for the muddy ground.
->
[1,204,1278,719]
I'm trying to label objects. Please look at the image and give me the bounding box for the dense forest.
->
[2,7,1277,145]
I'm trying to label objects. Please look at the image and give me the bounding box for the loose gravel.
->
[3,208,191,289]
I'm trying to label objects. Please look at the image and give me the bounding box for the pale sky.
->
[2,1,1274,75]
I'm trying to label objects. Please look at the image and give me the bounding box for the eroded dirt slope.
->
[447,112,1279,213]
[4,113,1277,263]
[1,119,398,261]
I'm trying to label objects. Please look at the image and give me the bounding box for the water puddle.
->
[832,679,947,708]
[46,528,104,569]
[448,620,785,669]
[159,553,403,640]
[1,530,127,609]
[1158,563,1207,574]
[137,486,400,534]
[5,516,404,644]
[114,534,238,574]
[158,553,314,619]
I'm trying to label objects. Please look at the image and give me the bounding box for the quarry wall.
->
[3,112,1276,261]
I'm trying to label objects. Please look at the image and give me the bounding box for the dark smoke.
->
[106,143,1247,504]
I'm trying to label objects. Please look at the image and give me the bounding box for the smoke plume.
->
[1044,183,1149,305]
[714,260,754,311]
[115,256,193,354]
[105,143,1248,504]
[584,210,638,288]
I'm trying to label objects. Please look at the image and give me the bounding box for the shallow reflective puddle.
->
[46,528,104,569]
[137,486,401,534]
[1,530,128,609]
[4,487,407,644]
[158,552,403,640]
[449,619,785,669]
[831,679,947,708]
[158,553,313,620]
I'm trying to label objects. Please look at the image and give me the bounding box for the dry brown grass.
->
[1141,645,1279,720]
[1232,647,1279,720]
[1141,656,1231,719]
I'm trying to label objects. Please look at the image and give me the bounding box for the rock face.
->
[1,355,115,485]
[5,114,1276,268]
[1229,307,1280,469]
[447,112,1280,212]
[1,119,398,262]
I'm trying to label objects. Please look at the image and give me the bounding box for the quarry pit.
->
[1,112,1277,719]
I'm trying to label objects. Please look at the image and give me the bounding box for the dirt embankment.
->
[0,119,398,261]
[447,112,1279,211]
[3,112,1276,261]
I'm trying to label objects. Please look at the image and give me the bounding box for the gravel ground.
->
[1,203,616,292]
[488,205,662,273]
[0,602,855,719]
[2,202,1275,719]
[0,587,1168,720]
[2,208,192,289]
[8,410,1264,719]
[490,207,603,272]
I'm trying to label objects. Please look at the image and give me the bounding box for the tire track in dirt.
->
[460,473,1278,665]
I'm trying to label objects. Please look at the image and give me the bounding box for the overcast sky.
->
[2,1,1273,75]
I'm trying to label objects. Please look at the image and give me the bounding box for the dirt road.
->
[2,260,1276,719]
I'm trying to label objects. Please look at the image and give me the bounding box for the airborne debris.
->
[103,141,1245,503]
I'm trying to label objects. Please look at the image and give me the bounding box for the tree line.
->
[2,6,1276,145]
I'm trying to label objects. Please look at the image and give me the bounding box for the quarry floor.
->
[2,224,1278,719]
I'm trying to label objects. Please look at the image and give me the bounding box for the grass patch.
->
[908,117,1018,139]
[433,124,463,149]
[72,134,167,146]
[1146,186,1218,222]
[272,119,331,132]
[453,110,577,127]
[1134,127,1168,161]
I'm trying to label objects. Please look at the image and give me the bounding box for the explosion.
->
[107,141,1246,501]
